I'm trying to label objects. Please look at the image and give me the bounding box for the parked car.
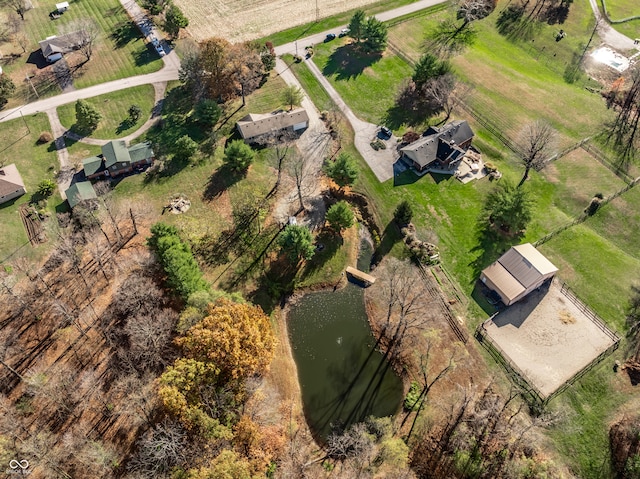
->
[379,126,393,139]
[150,37,160,47]
[156,44,166,56]
[325,33,336,42]
[339,28,349,37]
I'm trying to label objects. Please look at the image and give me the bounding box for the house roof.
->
[0,164,26,197]
[65,181,97,208]
[102,140,131,168]
[236,108,309,140]
[39,31,85,57]
[482,243,558,303]
[82,156,104,176]
[128,141,154,163]
[400,120,474,168]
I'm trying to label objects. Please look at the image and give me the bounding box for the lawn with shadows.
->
[0,0,162,100]
[57,85,156,140]
[312,38,412,124]
[0,114,62,262]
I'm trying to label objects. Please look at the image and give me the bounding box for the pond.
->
[287,237,403,440]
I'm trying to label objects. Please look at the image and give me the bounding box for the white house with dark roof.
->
[236,108,309,142]
[39,30,86,63]
[0,164,26,205]
[480,243,558,306]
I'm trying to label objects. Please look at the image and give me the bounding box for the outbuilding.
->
[56,2,69,12]
[480,243,558,306]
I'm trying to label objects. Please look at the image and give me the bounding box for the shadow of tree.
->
[133,44,160,67]
[116,118,136,134]
[202,164,245,201]
[111,21,138,49]
[322,43,383,80]
[469,219,523,284]
[496,5,541,41]
[372,220,402,266]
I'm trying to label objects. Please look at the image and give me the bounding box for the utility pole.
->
[25,73,38,99]
[20,111,30,134]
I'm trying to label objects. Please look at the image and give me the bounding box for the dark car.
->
[325,33,336,42]
[379,126,393,139]
[486,290,503,306]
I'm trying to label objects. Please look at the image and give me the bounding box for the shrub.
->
[402,131,420,144]
[404,381,420,411]
[36,179,56,198]
[394,200,413,226]
[38,131,53,144]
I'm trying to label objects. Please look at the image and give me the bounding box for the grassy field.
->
[0,0,162,106]
[286,3,640,475]
[0,114,62,263]
[57,85,156,139]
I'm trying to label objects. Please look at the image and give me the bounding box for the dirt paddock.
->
[481,280,618,398]
[174,0,382,42]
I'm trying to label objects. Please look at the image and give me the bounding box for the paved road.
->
[588,0,636,51]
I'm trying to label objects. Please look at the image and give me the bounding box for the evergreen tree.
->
[323,152,358,190]
[394,200,413,226]
[278,225,315,262]
[165,4,189,38]
[224,140,255,172]
[348,10,366,43]
[326,201,355,233]
[75,99,102,133]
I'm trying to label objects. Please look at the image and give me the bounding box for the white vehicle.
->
[156,44,166,56]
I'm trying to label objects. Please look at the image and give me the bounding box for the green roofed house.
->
[82,140,155,180]
[65,181,97,209]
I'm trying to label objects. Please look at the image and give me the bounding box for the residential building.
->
[0,164,26,205]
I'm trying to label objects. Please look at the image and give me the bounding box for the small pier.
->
[346,266,376,287]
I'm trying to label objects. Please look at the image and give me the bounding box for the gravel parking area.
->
[481,281,618,398]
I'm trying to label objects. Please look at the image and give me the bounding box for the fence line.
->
[558,280,621,342]
[387,40,416,67]
[476,289,621,407]
[456,99,523,156]
[540,137,591,167]
[533,176,640,247]
[580,142,634,184]
[416,263,468,344]
[475,321,546,405]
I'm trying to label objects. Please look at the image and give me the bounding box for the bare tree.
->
[256,130,297,196]
[515,120,556,187]
[110,373,157,425]
[0,0,32,21]
[127,420,190,477]
[122,308,177,372]
[286,152,316,213]
[609,67,640,162]
[421,73,457,120]
[63,19,100,63]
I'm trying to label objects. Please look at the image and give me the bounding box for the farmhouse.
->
[480,243,558,306]
[65,181,97,209]
[0,164,26,205]
[400,120,475,172]
[39,30,86,63]
[236,108,309,142]
[82,140,155,180]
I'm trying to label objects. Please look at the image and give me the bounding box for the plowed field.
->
[173,0,381,42]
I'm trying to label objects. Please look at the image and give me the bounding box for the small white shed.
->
[56,1,69,12]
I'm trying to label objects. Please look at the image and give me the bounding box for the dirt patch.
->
[174,0,384,43]
[481,280,618,398]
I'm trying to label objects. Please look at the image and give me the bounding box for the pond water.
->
[287,238,403,440]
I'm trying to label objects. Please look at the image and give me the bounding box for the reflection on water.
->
[287,237,402,440]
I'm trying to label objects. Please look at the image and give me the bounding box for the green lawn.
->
[601,0,640,20]
[312,39,413,124]
[0,114,63,263]
[57,85,156,139]
[0,0,162,106]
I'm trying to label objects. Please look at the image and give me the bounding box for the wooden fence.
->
[416,262,468,344]
[476,280,621,408]
[580,142,634,184]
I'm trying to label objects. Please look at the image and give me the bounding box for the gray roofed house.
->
[83,141,155,180]
[39,31,86,63]
[236,108,309,142]
[480,243,558,306]
[0,164,26,205]
[65,181,97,209]
[400,120,474,172]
